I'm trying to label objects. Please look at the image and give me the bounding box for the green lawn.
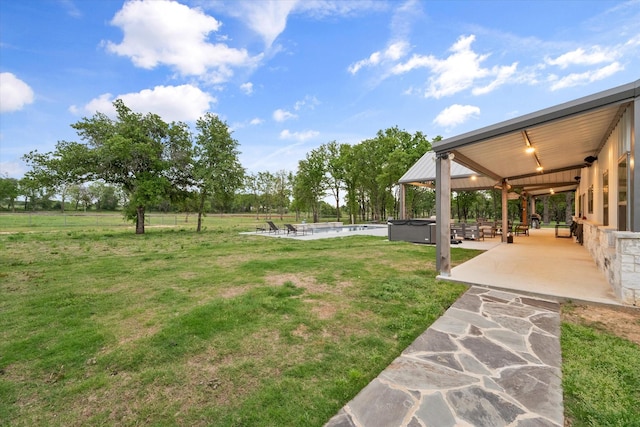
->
[1,214,638,426]
[0,217,472,426]
[561,312,640,427]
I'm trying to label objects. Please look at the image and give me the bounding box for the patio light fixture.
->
[522,130,544,172]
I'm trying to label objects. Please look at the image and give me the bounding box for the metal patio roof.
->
[399,79,640,197]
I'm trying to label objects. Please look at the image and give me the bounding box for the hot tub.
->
[387,219,436,244]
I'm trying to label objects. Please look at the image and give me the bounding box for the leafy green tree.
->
[294,147,328,223]
[192,113,244,232]
[323,141,345,222]
[406,186,436,218]
[453,191,479,221]
[257,171,275,219]
[100,185,120,211]
[272,170,291,220]
[0,175,20,211]
[18,176,51,211]
[345,127,431,221]
[244,173,261,219]
[23,141,93,213]
[66,99,192,233]
[338,143,364,224]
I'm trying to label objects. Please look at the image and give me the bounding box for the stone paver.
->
[325,287,563,427]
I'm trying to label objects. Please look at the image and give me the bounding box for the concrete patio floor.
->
[443,227,619,306]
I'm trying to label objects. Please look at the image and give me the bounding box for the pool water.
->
[311,225,380,233]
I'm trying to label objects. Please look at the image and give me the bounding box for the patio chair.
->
[266,220,282,234]
[284,223,307,235]
[514,223,529,236]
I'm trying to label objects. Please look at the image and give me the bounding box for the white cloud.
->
[348,41,410,74]
[424,35,490,98]
[219,0,387,48]
[433,104,480,128]
[545,46,617,69]
[240,82,254,95]
[294,0,388,18]
[105,0,261,81]
[279,129,319,141]
[273,109,297,122]
[73,84,216,122]
[250,117,264,125]
[472,63,518,95]
[392,35,517,98]
[549,62,623,91]
[231,0,297,48]
[294,95,320,111]
[0,73,35,113]
[59,0,82,18]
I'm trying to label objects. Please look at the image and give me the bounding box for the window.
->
[618,154,628,231]
[588,185,594,214]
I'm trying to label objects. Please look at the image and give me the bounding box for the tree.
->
[245,173,261,219]
[272,170,291,220]
[294,147,328,223]
[257,171,275,219]
[103,185,120,211]
[18,176,51,211]
[453,191,479,221]
[324,141,345,222]
[0,175,20,211]
[339,143,363,224]
[66,99,192,234]
[192,113,244,232]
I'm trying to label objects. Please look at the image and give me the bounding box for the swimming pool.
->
[311,225,376,233]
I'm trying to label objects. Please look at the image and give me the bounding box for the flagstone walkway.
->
[325,287,564,427]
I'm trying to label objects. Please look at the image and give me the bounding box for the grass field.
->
[0,215,473,426]
[1,213,638,426]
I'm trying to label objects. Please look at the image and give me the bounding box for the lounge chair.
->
[266,220,282,234]
[284,223,307,235]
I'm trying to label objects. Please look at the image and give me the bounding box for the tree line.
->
[2,100,439,233]
[0,99,574,230]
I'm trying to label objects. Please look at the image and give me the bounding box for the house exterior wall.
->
[578,103,639,305]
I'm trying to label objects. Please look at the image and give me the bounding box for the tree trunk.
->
[565,192,573,223]
[196,191,206,232]
[136,205,145,234]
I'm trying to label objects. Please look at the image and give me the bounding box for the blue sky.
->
[1,0,639,179]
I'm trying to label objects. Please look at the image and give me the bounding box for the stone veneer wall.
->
[582,221,640,305]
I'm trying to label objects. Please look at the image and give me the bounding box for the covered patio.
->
[448,227,618,305]
[399,80,640,305]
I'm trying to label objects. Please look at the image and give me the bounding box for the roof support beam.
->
[631,97,640,231]
[501,180,509,243]
[507,165,584,181]
[450,150,503,182]
[399,184,406,220]
[435,152,451,277]
[521,183,579,192]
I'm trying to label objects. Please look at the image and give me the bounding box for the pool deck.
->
[244,224,390,240]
